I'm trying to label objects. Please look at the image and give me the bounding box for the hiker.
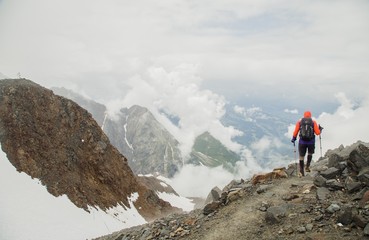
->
[291,111,323,177]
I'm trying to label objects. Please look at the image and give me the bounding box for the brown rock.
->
[0,79,178,220]
[252,167,288,185]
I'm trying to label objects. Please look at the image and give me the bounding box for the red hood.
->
[304,111,312,118]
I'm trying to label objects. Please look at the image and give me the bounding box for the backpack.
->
[299,117,314,141]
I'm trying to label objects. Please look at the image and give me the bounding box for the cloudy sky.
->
[1,0,369,163]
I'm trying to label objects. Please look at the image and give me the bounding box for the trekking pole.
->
[293,142,297,176]
[319,134,323,158]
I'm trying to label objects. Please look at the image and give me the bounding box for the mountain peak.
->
[0,79,178,219]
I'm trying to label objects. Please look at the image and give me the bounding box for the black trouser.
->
[298,143,315,175]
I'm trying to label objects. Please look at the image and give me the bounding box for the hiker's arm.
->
[313,121,321,135]
[292,121,300,138]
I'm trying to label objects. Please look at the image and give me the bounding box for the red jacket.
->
[293,111,321,144]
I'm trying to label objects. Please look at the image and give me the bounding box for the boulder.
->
[347,144,369,174]
[337,206,354,225]
[314,175,327,187]
[204,186,222,205]
[320,167,341,179]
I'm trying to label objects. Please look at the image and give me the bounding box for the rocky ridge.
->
[53,87,183,178]
[95,141,369,240]
[104,105,183,178]
[0,79,179,220]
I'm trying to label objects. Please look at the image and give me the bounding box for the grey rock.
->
[320,167,341,179]
[265,211,280,224]
[306,223,313,231]
[347,144,369,174]
[325,179,344,190]
[358,167,369,186]
[364,223,369,236]
[256,185,269,194]
[353,213,369,228]
[328,153,344,168]
[296,226,306,233]
[203,201,221,215]
[265,204,291,225]
[204,186,222,205]
[316,187,330,201]
[327,203,340,213]
[338,207,353,225]
[314,175,327,187]
[345,177,362,193]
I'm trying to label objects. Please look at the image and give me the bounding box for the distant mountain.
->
[104,105,183,178]
[52,87,252,175]
[221,104,294,167]
[53,87,183,178]
[188,132,241,172]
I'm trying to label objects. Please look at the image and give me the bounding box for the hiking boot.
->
[298,172,304,178]
[305,166,311,172]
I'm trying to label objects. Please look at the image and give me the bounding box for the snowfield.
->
[0,148,194,240]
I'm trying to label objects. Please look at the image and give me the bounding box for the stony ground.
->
[95,162,369,240]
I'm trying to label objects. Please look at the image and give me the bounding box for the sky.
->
[1,0,369,193]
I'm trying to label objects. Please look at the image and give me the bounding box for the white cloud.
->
[284,109,298,114]
[1,0,368,102]
[233,105,267,122]
[170,164,234,198]
[316,93,369,153]
[169,146,267,199]
[118,65,243,157]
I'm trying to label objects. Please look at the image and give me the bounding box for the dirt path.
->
[182,175,315,240]
[95,169,366,240]
[182,176,358,240]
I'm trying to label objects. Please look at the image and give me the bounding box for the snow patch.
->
[156,192,194,212]
[0,148,146,240]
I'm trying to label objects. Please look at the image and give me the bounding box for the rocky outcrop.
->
[95,141,369,240]
[0,79,178,220]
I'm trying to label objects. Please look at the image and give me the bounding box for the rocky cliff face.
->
[0,79,178,220]
[104,105,183,178]
[53,87,183,178]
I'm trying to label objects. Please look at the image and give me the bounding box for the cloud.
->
[116,64,243,157]
[284,109,298,114]
[1,0,368,103]
[170,164,234,198]
[316,93,369,153]
[170,147,263,198]
[233,105,267,122]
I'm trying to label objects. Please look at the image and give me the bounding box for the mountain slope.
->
[0,79,178,220]
[189,131,241,171]
[0,149,146,240]
[104,105,183,178]
[95,141,369,240]
[53,87,184,178]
